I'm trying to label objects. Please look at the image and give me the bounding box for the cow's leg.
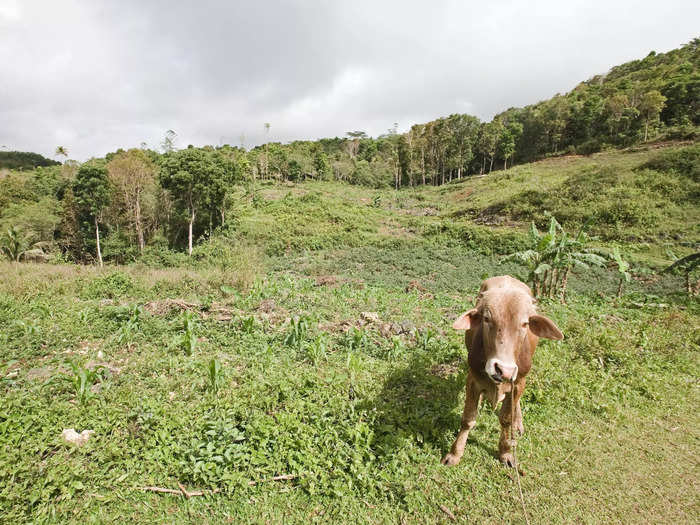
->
[442,372,482,466]
[498,378,526,467]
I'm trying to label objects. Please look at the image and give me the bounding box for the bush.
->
[81,271,136,299]
[191,237,263,291]
[640,144,700,182]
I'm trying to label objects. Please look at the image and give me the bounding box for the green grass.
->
[1,142,699,523]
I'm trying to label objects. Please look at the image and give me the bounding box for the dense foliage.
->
[0,151,60,170]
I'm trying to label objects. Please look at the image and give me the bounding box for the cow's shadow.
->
[359,354,499,460]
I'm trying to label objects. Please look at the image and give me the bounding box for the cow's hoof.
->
[499,453,515,468]
[441,453,462,466]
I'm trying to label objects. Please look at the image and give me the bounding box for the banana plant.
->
[611,247,632,297]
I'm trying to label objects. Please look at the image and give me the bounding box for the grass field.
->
[1,144,699,523]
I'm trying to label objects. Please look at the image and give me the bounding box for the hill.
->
[0,151,60,170]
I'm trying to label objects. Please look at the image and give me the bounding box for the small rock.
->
[169,392,176,401]
[61,428,94,447]
[379,323,393,338]
[97,350,104,359]
[400,320,415,334]
[361,312,380,324]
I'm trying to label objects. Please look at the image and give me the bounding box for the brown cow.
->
[441,275,563,467]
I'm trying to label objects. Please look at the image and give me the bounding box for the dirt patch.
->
[144,298,199,316]
[430,361,462,378]
[26,367,53,381]
[314,275,341,287]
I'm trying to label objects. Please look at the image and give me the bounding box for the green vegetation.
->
[0,39,699,523]
[0,150,60,170]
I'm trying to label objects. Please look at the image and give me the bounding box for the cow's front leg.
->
[498,378,526,467]
[442,372,482,466]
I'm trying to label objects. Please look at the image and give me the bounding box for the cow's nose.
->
[490,361,517,382]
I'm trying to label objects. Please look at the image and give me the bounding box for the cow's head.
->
[453,290,563,383]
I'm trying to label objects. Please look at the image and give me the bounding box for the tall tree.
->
[638,90,667,141]
[73,163,111,267]
[159,148,227,255]
[107,149,157,254]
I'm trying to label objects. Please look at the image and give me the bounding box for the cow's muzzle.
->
[486,358,517,383]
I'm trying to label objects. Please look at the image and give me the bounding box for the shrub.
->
[640,144,699,182]
[192,238,263,291]
[81,271,135,299]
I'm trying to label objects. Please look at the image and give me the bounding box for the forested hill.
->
[0,151,60,170]
[236,37,698,188]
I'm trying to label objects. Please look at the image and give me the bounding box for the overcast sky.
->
[1,1,698,161]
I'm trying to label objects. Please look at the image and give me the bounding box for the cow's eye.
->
[522,321,529,328]
[483,317,491,323]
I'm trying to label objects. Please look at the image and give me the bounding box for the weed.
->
[283,316,310,348]
[180,311,198,356]
[306,334,328,365]
[54,361,106,404]
[207,358,223,394]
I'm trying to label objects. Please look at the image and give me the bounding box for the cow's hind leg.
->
[498,378,525,467]
[442,373,481,466]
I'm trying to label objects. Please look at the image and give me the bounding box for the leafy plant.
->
[1,226,31,262]
[62,361,105,404]
[345,327,368,353]
[503,216,605,301]
[611,247,632,297]
[240,315,256,334]
[207,358,223,393]
[284,316,310,348]
[417,327,437,351]
[306,334,328,365]
[180,311,198,355]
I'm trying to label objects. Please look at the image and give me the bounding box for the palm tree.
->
[55,146,68,160]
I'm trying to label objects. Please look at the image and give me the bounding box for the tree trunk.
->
[94,216,103,267]
[617,278,624,298]
[135,195,144,254]
[548,268,557,299]
[188,207,195,256]
[559,267,570,304]
[489,157,494,173]
[644,121,649,142]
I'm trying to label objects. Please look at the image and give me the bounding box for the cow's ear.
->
[453,308,479,330]
[528,314,563,340]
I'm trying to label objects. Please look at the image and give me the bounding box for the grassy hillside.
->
[225,142,698,267]
[1,142,698,522]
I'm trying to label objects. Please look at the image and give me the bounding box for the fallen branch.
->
[139,474,296,497]
[139,486,221,497]
[248,473,296,486]
[439,504,456,521]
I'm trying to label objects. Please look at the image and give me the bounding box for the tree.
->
[161,130,177,153]
[159,148,228,255]
[107,149,157,254]
[73,163,111,267]
[55,146,68,160]
[638,90,666,141]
